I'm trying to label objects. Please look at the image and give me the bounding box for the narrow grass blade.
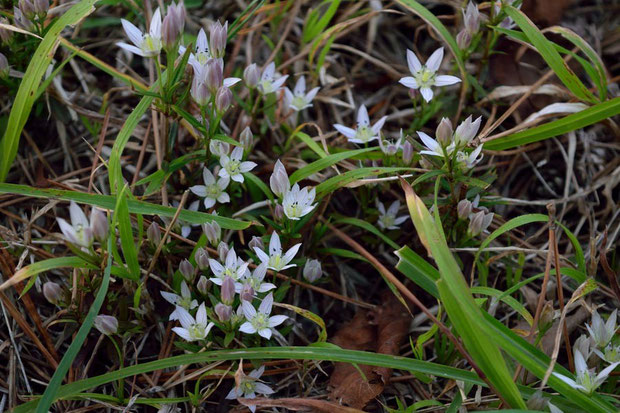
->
[0,183,250,230]
[0,257,96,292]
[395,245,440,298]
[316,167,413,197]
[334,217,400,250]
[0,0,98,182]
[289,147,376,184]
[115,186,140,280]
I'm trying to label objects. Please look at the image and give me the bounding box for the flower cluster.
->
[269,160,317,221]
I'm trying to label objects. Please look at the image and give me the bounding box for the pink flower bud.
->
[456,29,471,50]
[457,199,472,220]
[240,284,254,301]
[168,1,186,34]
[43,281,62,305]
[179,259,195,282]
[270,160,290,197]
[202,221,221,246]
[248,236,264,252]
[209,140,229,157]
[221,276,235,304]
[215,86,233,112]
[195,247,209,270]
[402,141,413,164]
[303,259,322,283]
[209,21,227,58]
[215,303,232,322]
[161,14,180,50]
[197,275,209,295]
[94,314,118,335]
[217,241,229,262]
[468,211,493,236]
[273,204,284,221]
[0,18,12,44]
[33,0,48,15]
[463,1,480,34]
[239,126,253,150]
[244,63,260,88]
[0,53,9,78]
[18,0,35,18]
[205,59,223,93]
[191,75,210,107]
[147,222,161,245]
[435,117,453,145]
[90,208,108,241]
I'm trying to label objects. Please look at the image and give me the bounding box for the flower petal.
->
[425,47,444,72]
[406,49,422,73]
[399,76,418,89]
[334,124,357,139]
[434,75,461,86]
[420,87,434,102]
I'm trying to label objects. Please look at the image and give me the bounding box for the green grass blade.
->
[286,131,328,159]
[504,5,596,103]
[482,97,620,150]
[289,147,376,185]
[395,245,440,298]
[0,256,96,292]
[0,183,250,230]
[0,0,98,182]
[35,238,113,413]
[316,167,413,197]
[115,186,140,280]
[334,217,400,250]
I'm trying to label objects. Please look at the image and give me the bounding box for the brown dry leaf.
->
[328,292,410,410]
[240,397,366,413]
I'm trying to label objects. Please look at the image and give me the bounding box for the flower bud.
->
[34,0,48,15]
[303,259,322,283]
[197,275,209,295]
[273,204,284,221]
[240,283,254,301]
[179,259,195,282]
[0,18,12,44]
[209,140,229,157]
[457,199,472,220]
[244,63,260,88]
[195,247,210,270]
[191,74,210,106]
[161,14,180,50]
[18,0,35,19]
[94,314,118,335]
[468,211,493,237]
[456,29,471,50]
[43,282,62,305]
[0,53,9,79]
[270,160,290,197]
[90,208,108,241]
[209,21,227,58]
[205,59,223,93]
[248,236,264,252]
[13,7,32,30]
[435,118,453,146]
[526,391,548,410]
[147,222,162,245]
[217,241,229,262]
[539,301,554,331]
[202,221,221,246]
[168,1,186,34]
[215,86,233,112]
[463,2,480,34]
[402,141,413,164]
[239,126,253,151]
[215,303,232,322]
[221,276,235,304]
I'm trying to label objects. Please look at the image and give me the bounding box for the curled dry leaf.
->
[328,291,410,409]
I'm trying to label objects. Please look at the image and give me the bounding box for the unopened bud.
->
[18,0,35,18]
[239,126,253,150]
[419,157,433,169]
[221,276,235,304]
[195,247,209,270]
[435,117,453,145]
[205,59,223,93]
[215,303,232,322]
[456,29,472,50]
[468,211,493,236]
[215,86,233,112]
[457,199,472,220]
[303,259,322,283]
[463,2,480,34]
[197,275,209,295]
[0,53,9,78]
[240,284,254,301]
[13,7,32,30]
[33,0,48,15]
[191,75,210,106]
[402,141,413,164]
[179,259,195,282]
[90,209,108,241]
[43,282,63,305]
[161,14,180,50]
[147,222,162,245]
[270,159,290,197]
[168,1,185,34]
[94,314,118,335]
[526,391,548,410]
[273,204,284,221]
[0,18,12,44]
[244,63,260,88]
[202,221,221,246]
[248,236,264,252]
[209,21,227,58]
[209,140,229,157]
[217,241,229,262]
[539,301,555,331]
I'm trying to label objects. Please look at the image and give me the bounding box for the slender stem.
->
[108,335,124,402]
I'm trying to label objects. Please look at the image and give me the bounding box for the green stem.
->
[107,335,124,402]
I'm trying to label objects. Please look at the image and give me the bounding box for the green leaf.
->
[471,286,533,326]
[316,167,413,197]
[115,186,140,280]
[0,183,250,230]
[482,97,620,150]
[0,0,98,182]
[334,217,400,250]
[289,147,376,184]
[286,131,328,159]
[504,5,596,103]
[394,246,439,298]
[35,238,113,413]
[302,0,342,43]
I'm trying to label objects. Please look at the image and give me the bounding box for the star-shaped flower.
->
[117,9,163,57]
[282,183,317,220]
[208,247,249,286]
[161,281,198,321]
[257,62,289,95]
[190,167,230,209]
[284,76,320,112]
[399,47,461,102]
[254,232,301,272]
[225,365,274,413]
[239,293,287,339]
[334,104,387,144]
[377,200,409,230]
[172,303,215,342]
[219,147,257,183]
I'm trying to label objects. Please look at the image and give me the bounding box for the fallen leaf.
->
[328,292,410,409]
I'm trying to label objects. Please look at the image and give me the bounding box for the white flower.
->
[208,247,249,285]
[239,262,276,294]
[172,303,215,342]
[219,147,257,183]
[258,62,289,95]
[453,115,482,146]
[161,281,198,321]
[399,47,461,102]
[334,104,387,144]
[254,232,301,272]
[180,28,211,67]
[282,183,317,220]
[117,9,163,57]
[417,131,448,158]
[377,200,408,230]
[269,159,290,197]
[225,365,274,412]
[190,167,230,209]
[379,131,405,156]
[456,145,484,169]
[594,344,620,364]
[553,349,619,394]
[56,202,95,248]
[284,76,320,111]
[587,310,617,348]
[239,293,287,339]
